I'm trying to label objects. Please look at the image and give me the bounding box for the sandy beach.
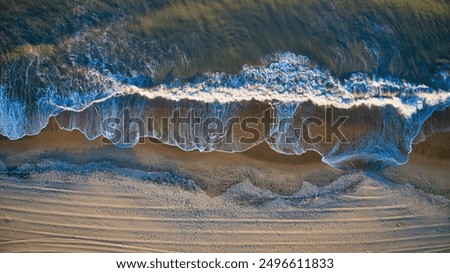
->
[0,121,448,252]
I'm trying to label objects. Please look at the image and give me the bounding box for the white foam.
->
[111,52,450,118]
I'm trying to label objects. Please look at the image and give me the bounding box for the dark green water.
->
[0,0,449,166]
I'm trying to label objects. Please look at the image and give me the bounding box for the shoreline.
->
[1,118,448,197]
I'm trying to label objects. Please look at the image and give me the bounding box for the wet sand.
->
[0,119,343,196]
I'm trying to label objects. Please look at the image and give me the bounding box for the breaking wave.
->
[1,52,449,170]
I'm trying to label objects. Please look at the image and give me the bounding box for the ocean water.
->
[0,0,449,170]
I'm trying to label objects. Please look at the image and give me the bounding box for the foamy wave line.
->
[26,52,450,117]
